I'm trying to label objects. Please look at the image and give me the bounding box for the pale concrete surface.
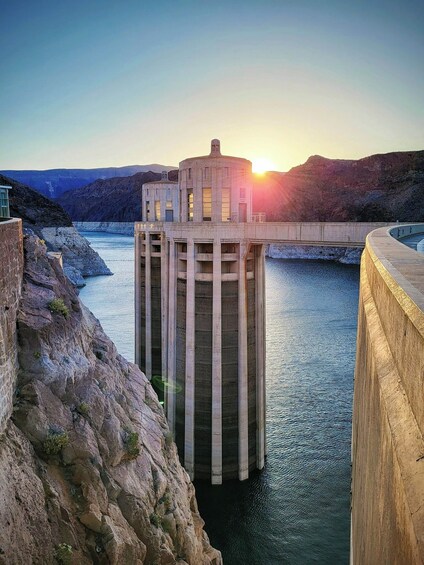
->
[136,221,392,248]
[351,224,424,565]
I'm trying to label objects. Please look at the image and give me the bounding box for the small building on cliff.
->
[0,185,12,219]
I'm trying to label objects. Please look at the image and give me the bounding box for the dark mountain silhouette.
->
[1,165,176,199]
[57,170,179,222]
[0,173,72,227]
[253,150,424,222]
[19,150,424,224]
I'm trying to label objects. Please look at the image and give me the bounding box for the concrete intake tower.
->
[135,140,266,484]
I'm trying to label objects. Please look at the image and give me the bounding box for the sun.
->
[252,157,276,175]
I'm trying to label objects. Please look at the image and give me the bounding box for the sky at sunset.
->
[1,0,423,172]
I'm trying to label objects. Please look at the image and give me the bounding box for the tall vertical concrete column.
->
[238,242,249,480]
[166,239,177,434]
[185,238,196,478]
[255,245,266,468]
[145,232,152,380]
[161,235,168,382]
[134,232,141,366]
[212,239,222,484]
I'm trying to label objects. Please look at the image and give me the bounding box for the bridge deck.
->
[135,221,393,248]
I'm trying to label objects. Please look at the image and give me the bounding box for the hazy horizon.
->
[1,0,423,171]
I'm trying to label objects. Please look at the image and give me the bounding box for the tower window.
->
[240,187,246,199]
[187,190,194,221]
[202,187,212,221]
[222,187,230,221]
[188,168,192,180]
[155,201,161,221]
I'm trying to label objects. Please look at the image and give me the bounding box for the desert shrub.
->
[150,513,162,528]
[48,298,69,319]
[43,426,69,455]
[123,428,140,459]
[76,402,90,417]
[54,543,73,564]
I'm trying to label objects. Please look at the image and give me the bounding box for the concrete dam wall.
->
[351,224,424,564]
[0,219,23,432]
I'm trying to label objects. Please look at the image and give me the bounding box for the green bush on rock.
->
[48,298,69,319]
[54,543,73,564]
[43,426,69,455]
[123,428,140,460]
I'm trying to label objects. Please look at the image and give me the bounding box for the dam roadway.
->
[135,220,390,247]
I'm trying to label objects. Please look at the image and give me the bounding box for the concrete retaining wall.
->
[74,221,134,236]
[351,224,424,564]
[0,219,23,433]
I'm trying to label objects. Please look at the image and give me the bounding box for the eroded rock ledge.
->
[0,235,221,565]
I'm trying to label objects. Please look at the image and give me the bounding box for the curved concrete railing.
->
[351,224,424,564]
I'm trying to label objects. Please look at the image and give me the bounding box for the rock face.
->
[0,236,221,565]
[253,150,424,221]
[1,174,111,284]
[40,227,112,278]
[57,170,179,222]
[74,222,135,236]
[2,173,73,228]
[267,244,362,264]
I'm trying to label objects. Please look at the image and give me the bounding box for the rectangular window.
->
[240,187,246,199]
[166,200,172,209]
[202,187,212,221]
[222,188,230,221]
[188,168,192,180]
[155,200,161,221]
[187,190,194,221]
[204,167,209,179]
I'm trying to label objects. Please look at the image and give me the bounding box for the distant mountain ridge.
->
[1,164,176,199]
[57,170,179,222]
[253,150,424,222]
[57,150,424,223]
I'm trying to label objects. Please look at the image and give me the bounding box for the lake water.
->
[79,232,359,565]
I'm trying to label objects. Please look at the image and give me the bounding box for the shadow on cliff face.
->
[0,235,221,565]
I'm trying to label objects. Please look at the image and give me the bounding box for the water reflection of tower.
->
[135,140,266,484]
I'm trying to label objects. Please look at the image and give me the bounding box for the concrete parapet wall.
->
[136,221,391,247]
[0,219,23,433]
[351,224,424,564]
[74,221,134,236]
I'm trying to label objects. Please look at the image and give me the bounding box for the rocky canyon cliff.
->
[1,174,111,286]
[0,235,221,565]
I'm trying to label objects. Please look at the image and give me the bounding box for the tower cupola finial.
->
[210,139,221,156]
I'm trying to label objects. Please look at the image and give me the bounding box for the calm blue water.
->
[79,232,359,565]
